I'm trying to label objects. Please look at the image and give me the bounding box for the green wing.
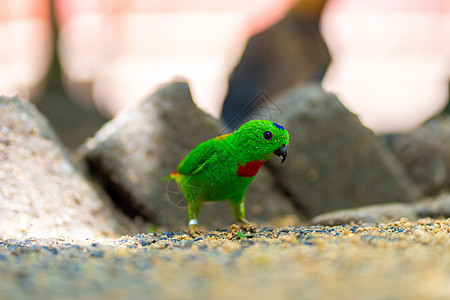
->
[177,139,218,175]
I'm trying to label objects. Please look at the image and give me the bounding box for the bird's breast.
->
[236,160,265,177]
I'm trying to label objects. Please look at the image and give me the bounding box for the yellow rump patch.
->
[214,133,231,140]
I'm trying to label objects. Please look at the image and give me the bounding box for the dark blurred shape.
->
[37,92,108,149]
[36,0,107,149]
[444,79,450,114]
[221,0,331,127]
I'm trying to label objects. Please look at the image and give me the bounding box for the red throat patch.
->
[237,160,265,177]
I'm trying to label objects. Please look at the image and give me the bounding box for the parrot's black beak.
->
[273,144,287,164]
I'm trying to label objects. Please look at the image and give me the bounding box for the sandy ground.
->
[1,218,449,300]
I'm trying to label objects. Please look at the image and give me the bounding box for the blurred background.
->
[0,0,449,148]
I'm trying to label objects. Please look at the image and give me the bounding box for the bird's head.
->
[231,120,289,163]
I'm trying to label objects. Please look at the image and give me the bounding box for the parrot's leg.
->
[187,199,202,237]
[228,198,256,232]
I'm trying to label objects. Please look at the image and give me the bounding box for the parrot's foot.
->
[229,224,240,235]
[238,219,256,233]
[240,223,256,232]
[188,224,200,237]
[230,222,256,234]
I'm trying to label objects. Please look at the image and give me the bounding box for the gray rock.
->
[311,193,450,226]
[384,134,447,196]
[414,194,450,218]
[0,96,132,239]
[386,116,450,196]
[79,81,299,230]
[310,203,417,226]
[268,84,422,217]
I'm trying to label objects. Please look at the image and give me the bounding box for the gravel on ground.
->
[1,218,449,300]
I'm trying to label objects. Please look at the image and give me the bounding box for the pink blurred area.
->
[54,0,293,116]
[0,0,449,134]
[321,0,450,133]
[0,0,52,100]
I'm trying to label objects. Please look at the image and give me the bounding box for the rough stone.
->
[267,84,422,217]
[383,134,447,196]
[0,96,132,239]
[414,193,450,218]
[310,203,417,226]
[311,193,450,226]
[79,81,299,230]
[385,116,450,196]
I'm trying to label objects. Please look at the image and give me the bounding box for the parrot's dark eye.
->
[263,131,272,141]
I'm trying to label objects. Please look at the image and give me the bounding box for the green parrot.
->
[166,119,289,236]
